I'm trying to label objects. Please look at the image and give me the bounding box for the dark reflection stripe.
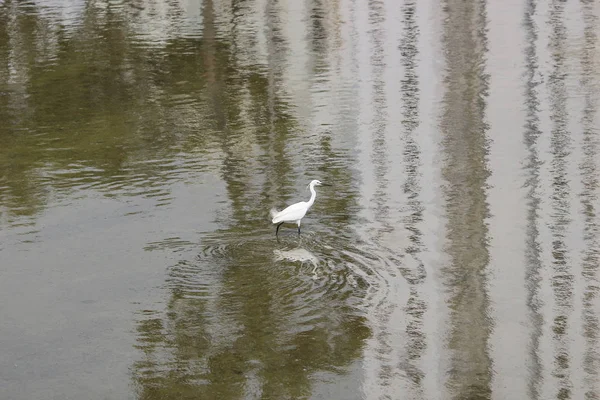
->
[399,0,426,395]
[523,0,544,398]
[368,0,390,239]
[547,1,574,398]
[579,1,600,398]
[440,0,493,398]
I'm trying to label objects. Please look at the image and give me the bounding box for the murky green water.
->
[1,0,599,399]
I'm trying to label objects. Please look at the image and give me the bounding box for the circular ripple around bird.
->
[178,232,400,334]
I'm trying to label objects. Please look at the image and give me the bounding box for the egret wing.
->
[272,201,308,223]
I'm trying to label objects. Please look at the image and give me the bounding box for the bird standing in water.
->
[270,180,328,237]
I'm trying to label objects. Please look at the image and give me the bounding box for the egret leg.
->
[276,222,284,237]
[297,222,301,235]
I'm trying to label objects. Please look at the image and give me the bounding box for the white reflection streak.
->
[350,0,389,396]
[279,0,311,128]
[527,0,556,397]
[34,0,85,29]
[308,0,346,148]
[354,0,415,397]
[485,0,529,397]
[564,1,588,398]
[580,3,600,396]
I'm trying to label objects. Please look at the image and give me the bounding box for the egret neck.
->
[306,182,318,208]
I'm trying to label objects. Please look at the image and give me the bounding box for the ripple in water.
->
[160,231,405,329]
[133,230,407,393]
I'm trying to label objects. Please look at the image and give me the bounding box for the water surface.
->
[1,0,599,399]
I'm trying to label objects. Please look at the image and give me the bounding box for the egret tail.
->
[270,207,279,221]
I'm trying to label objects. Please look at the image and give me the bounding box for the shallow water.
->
[1,0,599,399]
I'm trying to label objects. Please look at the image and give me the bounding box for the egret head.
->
[307,179,330,189]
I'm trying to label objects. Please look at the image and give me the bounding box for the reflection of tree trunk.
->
[440,0,492,398]
[399,0,426,393]
[547,2,573,398]
[203,0,249,226]
[1,0,35,126]
[523,0,543,398]
[580,2,600,398]
[263,0,292,197]
[202,0,226,131]
[368,0,389,236]
[0,4,48,216]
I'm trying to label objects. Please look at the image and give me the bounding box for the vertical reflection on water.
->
[263,0,297,202]
[203,0,244,224]
[202,0,224,129]
[398,0,426,395]
[0,2,42,220]
[265,0,285,148]
[298,0,362,238]
[0,2,6,222]
[547,2,574,398]
[361,1,398,394]
[440,0,492,397]
[0,8,6,135]
[132,0,372,398]
[0,0,32,125]
[368,0,390,239]
[523,0,544,398]
[221,0,296,226]
[579,1,600,397]
[131,2,235,397]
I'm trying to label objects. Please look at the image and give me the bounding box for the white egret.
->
[270,179,329,236]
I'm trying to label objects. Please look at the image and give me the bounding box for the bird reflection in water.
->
[273,247,321,279]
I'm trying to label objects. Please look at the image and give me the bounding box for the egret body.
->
[270,180,326,236]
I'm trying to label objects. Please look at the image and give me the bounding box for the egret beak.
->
[320,183,332,186]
